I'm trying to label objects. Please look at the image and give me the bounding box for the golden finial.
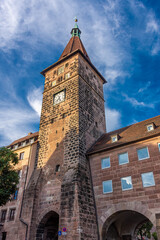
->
[75,16,78,22]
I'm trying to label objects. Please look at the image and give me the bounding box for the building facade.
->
[0,20,160,240]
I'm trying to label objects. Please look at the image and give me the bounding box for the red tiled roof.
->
[87,115,160,155]
[9,132,39,146]
[59,36,91,62]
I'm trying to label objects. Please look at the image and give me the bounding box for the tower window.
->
[95,122,98,127]
[65,63,69,68]
[55,165,60,173]
[9,209,16,221]
[51,118,54,123]
[1,210,7,222]
[52,80,56,87]
[65,72,70,80]
[56,143,59,147]
[19,152,24,160]
[62,113,66,118]
[57,66,64,75]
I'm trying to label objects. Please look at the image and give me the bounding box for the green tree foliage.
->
[137,221,157,240]
[0,147,19,206]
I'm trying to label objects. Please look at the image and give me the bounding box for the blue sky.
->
[0,0,160,146]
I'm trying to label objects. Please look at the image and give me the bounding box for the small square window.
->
[101,157,110,169]
[9,209,16,221]
[19,152,24,160]
[147,124,154,131]
[103,180,113,194]
[158,143,160,152]
[121,176,133,191]
[141,172,155,188]
[111,135,118,142]
[137,147,149,160]
[118,152,129,165]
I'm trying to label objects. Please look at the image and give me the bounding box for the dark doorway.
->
[2,232,7,240]
[36,211,59,240]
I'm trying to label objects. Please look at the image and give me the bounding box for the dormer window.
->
[22,141,26,147]
[147,123,155,132]
[111,135,118,143]
[30,138,34,144]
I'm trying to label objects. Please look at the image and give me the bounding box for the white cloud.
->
[105,108,121,132]
[138,81,151,93]
[0,101,39,146]
[27,86,43,116]
[123,94,154,108]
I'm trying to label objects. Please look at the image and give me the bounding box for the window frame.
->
[65,72,70,80]
[147,124,154,132]
[121,176,133,191]
[19,152,24,160]
[103,180,113,194]
[118,152,129,165]
[141,172,155,188]
[101,157,110,169]
[111,135,118,143]
[1,210,7,222]
[137,147,150,161]
[9,208,16,221]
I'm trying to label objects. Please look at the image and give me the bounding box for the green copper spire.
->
[71,17,81,38]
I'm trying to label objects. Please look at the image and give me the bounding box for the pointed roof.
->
[59,36,91,62]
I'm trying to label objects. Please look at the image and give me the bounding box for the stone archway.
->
[36,211,59,240]
[101,210,155,240]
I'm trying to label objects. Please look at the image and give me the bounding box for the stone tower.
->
[22,19,106,240]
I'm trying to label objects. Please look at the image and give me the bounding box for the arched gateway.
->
[101,210,155,240]
[36,211,59,240]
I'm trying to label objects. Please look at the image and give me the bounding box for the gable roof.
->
[9,132,39,146]
[87,115,160,155]
[59,36,91,62]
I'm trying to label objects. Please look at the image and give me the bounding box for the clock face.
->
[53,90,65,105]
